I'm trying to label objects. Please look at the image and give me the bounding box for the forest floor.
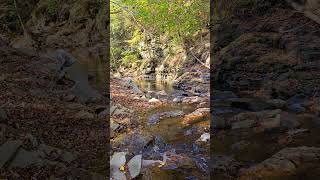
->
[0,40,108,178]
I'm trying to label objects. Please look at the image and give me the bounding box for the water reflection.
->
[71,49,107,90]
[134,79,175,93]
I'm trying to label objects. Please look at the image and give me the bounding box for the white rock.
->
[110,152,127,180]
[149,98,160,103]
[198,133,210,142]
[110,152,127,169]
[127,155,142,179]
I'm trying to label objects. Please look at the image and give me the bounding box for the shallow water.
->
[134,78,175,94]
[71,48,107,90]
[134,79,209,179]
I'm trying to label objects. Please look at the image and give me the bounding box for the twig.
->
[190,50,210,69]
[13,0,26,35]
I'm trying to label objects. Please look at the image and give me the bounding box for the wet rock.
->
[183,108,209,125]
[266,99,287,109]
[288,103,306,113]
[191,144,201,154]
[162,151,194,170]
[182,96,204,104]
[124,77,142,94]
[148,111,185,125]
[239,146,320,179]
[127,154,142,179]
[0,140,22,168]
[194,156,209,173]
[112,131,153,154]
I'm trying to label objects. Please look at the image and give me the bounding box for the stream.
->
[65,50,210,179]
[134,79,210,179]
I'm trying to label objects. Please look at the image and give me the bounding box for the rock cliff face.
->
[286,0,320,24]
[1,0,108,52]
[211,1,320,179]
[212,1,320,100]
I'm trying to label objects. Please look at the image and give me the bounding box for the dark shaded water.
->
[71,48,107,91]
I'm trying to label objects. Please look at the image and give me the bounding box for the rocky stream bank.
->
[110,69,210,180]
[210,1,320,179]
[0,39,108,179]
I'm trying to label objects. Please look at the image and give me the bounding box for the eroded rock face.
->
[212,7,320,101]
[239,146,320,179]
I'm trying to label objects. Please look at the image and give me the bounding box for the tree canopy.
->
[111,0,209,41]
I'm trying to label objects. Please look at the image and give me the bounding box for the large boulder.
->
[239,146,320,179]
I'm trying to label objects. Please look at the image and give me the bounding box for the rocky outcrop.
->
[239,146,320,179]
[212,1,320,100]
[286,0,320,24]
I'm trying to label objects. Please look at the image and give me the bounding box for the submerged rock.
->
[183,108,209,125]
[148,111,185,125]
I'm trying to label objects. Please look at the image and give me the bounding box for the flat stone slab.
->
[0,140,22,168]
[9,148,44,168]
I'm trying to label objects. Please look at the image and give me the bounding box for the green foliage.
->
[110,0,209,71]
[119,0,209,41]
[47,0,59,17]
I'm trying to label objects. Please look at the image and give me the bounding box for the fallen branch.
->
[190,50,210,69]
